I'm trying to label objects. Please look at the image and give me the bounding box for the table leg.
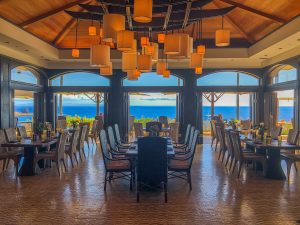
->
[18,147,38,176]
[265,149,286,180]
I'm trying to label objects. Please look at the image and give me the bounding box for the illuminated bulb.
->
[141,37,149,47]
[163,70,170,78]
[158,33,165,43]
[72,49,79,58]
[197,45,206,54]
[88,26,97,36]
[215,29,230,47]
[195,67,203,74]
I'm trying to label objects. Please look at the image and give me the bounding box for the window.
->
[50,72,110,86]
[271,65,297,85]
[197,71,259,86]
[11,66,38,85]
[123,72,183,86]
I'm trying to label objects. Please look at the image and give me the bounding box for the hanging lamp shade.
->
[128,39,137,53]
[127,70,139,80]
[215,29,230,47]
[133,0,153,23]
[134,69,141,78]
[190,53,204,68]
[141,37,149,47]
[195,67,203,75]
[145,42,158,62]
[90,44,110,67]
[163,70,170,78]
[158,33,165,43]
[103,14,125,43]
[72,49,79,58]
[100,62,113,75]
[156,61,167,75]
[197,45,206,54]
[117,30,134,51]
[137,54,152,72]
[164,34,181,55]
[88,25,97,36]
[122,52,137,72]
[168,34,191,59]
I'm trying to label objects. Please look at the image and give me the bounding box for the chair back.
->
[56,119,67,130]
[4,128,17,142]
[70,129,80,154]
[99,129,111,168]
[77,125,88,151]
[215,124,226,152]
[114,124,122,145]
[187,129,199,168]
[0,130,7,144]
[240,120,251,130]
[287,129,300,145]
[17,126,28,138]
[129,116,135,132]
[95,116,104,133]
[79,122,90,141]
[183,124,191,145]
[159,116,169,128]
[187,126,195,150]
[58,116,66,120]
[146,121,162,132]
[210,120,217,138]
[90,120,98,136]
[270,126,282,140]
[224,129,234,157]
[107,126,117,151]
[134,123,144,137]
[45,122,53,132]
[137,137,168,185]
[169,122,179,143]
[56,132,68,161]
[230,131,243,161]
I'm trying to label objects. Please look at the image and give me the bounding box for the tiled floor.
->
[0,141,300,225]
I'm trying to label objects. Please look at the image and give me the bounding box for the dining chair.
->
[174,124,191,148]
[270,126,282,140]
[4,128,18,143]
[280,129,300,180]
[99,129,133,191]
[175,126,195,154]
[107,126,127,155]
[146,121,162,136]
[17,126,28,139]
[159,116,169,128]
[77,125,88,161]
[87,120,98,146]
[215,124,227,163]
[168,129,199,190]
[56,117,67,131]
[136,136,168,203]
[65,129,80,167]
[133,123,144,138]
[224,129,235,171]
[34,132,68,176]
[79,122,91,150]
[240,120,252,130]
[128,116,135,142]
[169,122,179,143]
[114,124,130,148]
[230,131,267,178]
[210,120,218,150]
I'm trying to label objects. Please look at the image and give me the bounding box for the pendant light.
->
[195,67,203,75]
[141,36,149,47]
[190,53,204,68]
[88,16,97,36]
[103,14,125,43]
[133,0,153,23]
[127,70,139,80]
[156,61,167,75]
[134,69,141,78]
[197,16,206,54]
[72,19,80,58]
[90,44,110,67]
[100,62,113,75]
[117,30,134,51]
[216,16,230,47]
[158,33,165,43]
[122,52,137,72]
[164,33,181,55]
[163,55,170,78]
[137,48,152,72]
[168,33,191,59]
[145,42,158,62]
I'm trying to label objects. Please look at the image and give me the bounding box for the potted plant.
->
[36,123,47,139]
[69,117,80,128]
[254,123,266,141]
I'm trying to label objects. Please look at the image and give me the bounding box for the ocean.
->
[15,105,294,122]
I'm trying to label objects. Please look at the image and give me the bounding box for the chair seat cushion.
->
[106,160,130,170]
[168,159,190,170]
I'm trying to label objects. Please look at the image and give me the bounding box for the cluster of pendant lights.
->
[71,0,231,79]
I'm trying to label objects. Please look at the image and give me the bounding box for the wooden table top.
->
[2,138,57,148]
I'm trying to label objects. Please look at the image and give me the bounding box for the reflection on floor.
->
[0,141,299,225]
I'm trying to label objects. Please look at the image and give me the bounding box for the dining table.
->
[240,136,300,180]
[2,138,58,176]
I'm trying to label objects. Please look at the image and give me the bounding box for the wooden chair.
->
[169,122,180,143]
[210,120,218,150]
[224,129,235,171]
[65,129,80,167]
[88,120,98,146]
[77,125,88,161]
[270,126,282,140]
[174,124,191,147]
[17,126,28,138]
[168,129,199,190]
[107,126,127,155]
[34,132,68,176]
[240,120,252,136]
[136,137,168,203]
[230,131,266,178]
[4,128,18,142]
[159,116,169,128]
[174,126,195,154]
[99,130,133,191]
[280,129,300,180]
[79,122,91,150]
[134,123,144,138]
[215,124,227,163]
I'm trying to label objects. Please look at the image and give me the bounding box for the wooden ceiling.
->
[0,0,300,49]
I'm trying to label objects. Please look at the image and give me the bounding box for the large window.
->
[11,66,39,85]
[271,65,297,85]
[50,72,110,86]
[276,90,294,135]
[197,71,259,86]
[123,72,183,86]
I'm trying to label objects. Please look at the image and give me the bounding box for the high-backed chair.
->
[270,126,282,140]
[77,125,88,161]
[159,116,169,128]
[210,120,218,150]
[215,124,227,163]
[137,137,168,203]
[114,124,130,148]
[79,122,91,150]
[99,130,132,191]
[169,122,180,143]
[17,126,28,139]
[65,129,80,167]
[107,126,127,155]
[174,124,191,148]
[146,122,162,135]
[4,128,18,143]
[224,129,235,171]
[134,123,144,138]
[175,126,195,154]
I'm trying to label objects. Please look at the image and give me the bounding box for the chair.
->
[95,116,104,133]
[114,124,130,148]
[270,126,282,140]
[56,117,67,131]
[34,132,68,176]
[17,126,28,138]
[174,126,195,154]
[240,120,252,130]
[169,122,179,143]
[168,129,199,190]
[146,121,162,134]
[79,122,91,150]
[159,116,169,128]
[136,137,168,203]
[99,130,132,191]
[128,116,135,141]
[280,129,300,180]
[174,124,191,148]
[107,126,127,154]
[87,120,98,146]
[4,128,18,142]
[77,125,88,161]
[65,129,80,167]
[215,124,227,163]
[230,131,266,178]
[134,123,144,138]
[210,120,218,150]
[224,129,235,171]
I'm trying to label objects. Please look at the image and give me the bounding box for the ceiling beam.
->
[52,18,77,46]
[163,5,172,30]
[182,1,192,28]
[218,0,287,23]
[126,6,133,30]
[19,0,89,28]
[100,1,109,14]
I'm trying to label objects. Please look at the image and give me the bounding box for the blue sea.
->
[15,105,294,122]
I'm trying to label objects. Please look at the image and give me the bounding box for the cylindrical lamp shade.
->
[168,34,191,59]
[164,34,181,55]
[197,45,206,54]
[72,49,79,58]
[215,29,230,47]
[158,33,165,43]
[163,70,170,78]
[190,53,204,68]
[145,42,158,62]
[141,37,149,47]
[156,61,167,75]
[137,54,152,72]
[122,52,137,72]
[195,67,203,74]
[127,70,138,80]
[133,0,153,23]
[88,26,97,36]
[90,44,110,67]
[129,39,137,53]
[103,14,125,42]
[134,69,141,78]
[100,62,113,75]
[117,30,134,51]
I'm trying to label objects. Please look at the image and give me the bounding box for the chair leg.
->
[82,148,86,159]
[221,151,226,163]
[56,162,61,177]
[136,181,140,203]
[237,162,243,178]
[218,149,222,160]
[164,182,168,203]
[6,159,10,169]
[14,157,19,178]
[2,159,7,172]
[294,162,298,173]
[62,159,67,172]
[211,136,215,147]
[69,154,74,168]
[188,172,192,190]
[104,172,107,191]
[215,140,218,151]
[130,172,132,191]
[78,151,83,162]
[232,160,238,174]
[73,153,79,164]
[225,154,230,167]
[286,160,293,180]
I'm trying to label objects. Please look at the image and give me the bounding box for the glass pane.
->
[214,93,237,121]
[239,73,259,86]
[11,67,38,84]
[202,94,212,133]
[271,66,297,85]
[197,72,237,86]
[50,72,110,86]
[123,72,183,86]
[239,94,250,120]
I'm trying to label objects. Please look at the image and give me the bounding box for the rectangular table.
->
[240,136,300,180]
[2,138,57,176]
